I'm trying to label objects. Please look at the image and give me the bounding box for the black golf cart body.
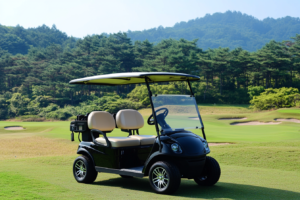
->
[69,72,220,194]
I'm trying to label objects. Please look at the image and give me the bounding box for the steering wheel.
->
[147,108,169,125]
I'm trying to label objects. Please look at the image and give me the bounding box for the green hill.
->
[1,11,300,54]
[0,24,76,55]
[126,11,300,51]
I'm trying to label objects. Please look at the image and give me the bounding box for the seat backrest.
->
[116,109,144,130]
[88,111,115,132]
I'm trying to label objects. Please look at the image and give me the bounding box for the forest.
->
[127,11,300,51]
[0,31,300,120]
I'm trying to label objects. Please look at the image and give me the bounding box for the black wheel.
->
[120,175,133,178]
[73,155,98,183]
[149,161,181,194]
[194,156,221,186]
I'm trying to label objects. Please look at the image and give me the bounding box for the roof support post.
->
[187,79,207,140]
[145,77,162,152]
[187,79,194,96]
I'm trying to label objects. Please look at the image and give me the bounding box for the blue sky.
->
[0,0,299,38]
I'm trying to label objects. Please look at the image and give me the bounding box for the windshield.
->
[151,95,203,132]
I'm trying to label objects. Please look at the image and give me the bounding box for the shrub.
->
[250,87,300,110]
[248,86,265,100]
[19,115,45,122]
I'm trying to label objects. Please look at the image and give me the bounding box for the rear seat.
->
[88,111,140,147]
[116,109,156,145]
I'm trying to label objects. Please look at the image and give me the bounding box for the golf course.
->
[1,104,300,199]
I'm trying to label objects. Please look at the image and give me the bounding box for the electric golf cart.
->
[69,72,221,194]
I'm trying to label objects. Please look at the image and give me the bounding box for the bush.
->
[248,86,265,99]
[8,93,30,116]
[250,87,300,110]
[19,115,45,122]
[46,110,72,120]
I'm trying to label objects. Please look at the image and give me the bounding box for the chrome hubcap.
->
[152,167,169,190]
[75,160,86,179]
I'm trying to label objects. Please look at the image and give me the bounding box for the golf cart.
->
[69,72,221,194]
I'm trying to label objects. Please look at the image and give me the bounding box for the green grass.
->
[277,108,300,114]
[0,105,300,199]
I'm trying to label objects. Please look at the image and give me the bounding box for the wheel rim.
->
[151,167,169,190]
[75,160,87,180]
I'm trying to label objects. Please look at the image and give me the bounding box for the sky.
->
[0,0,299,38]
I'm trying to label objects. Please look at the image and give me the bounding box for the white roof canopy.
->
[69,72,200,85]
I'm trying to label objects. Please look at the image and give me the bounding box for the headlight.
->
[171,143,182,153]
[202,140,210,153]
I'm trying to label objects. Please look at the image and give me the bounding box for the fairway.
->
[0,106,300,199]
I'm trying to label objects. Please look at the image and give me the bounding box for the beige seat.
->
[116,109,144,129]
[116,109,156,145]
[95,137,140,147]
[129,135,156,145]
[88,111,139,147]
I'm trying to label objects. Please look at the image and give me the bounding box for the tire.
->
[120,175,133,178]
[149,161,181,194]
[194,156,221,186]
[73,155,98,183]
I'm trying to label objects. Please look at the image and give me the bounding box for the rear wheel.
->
[194,156,221,186]
[149,161,181,194]
[73,155,98,183]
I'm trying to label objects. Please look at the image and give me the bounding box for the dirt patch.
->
[231,121,281,125]
[209,143,231,146]
[0,136,77,160]
[219,117,247,120]
[4,126,25,130]
[275,118,300,123]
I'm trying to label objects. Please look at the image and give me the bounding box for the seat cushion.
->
[129,135,156,145]
[116,109,144,129]
[88,111,115,132]
[95,137,140,147]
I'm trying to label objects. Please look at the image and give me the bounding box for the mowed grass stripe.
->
[0,172,85,200]
[0,156,300,200]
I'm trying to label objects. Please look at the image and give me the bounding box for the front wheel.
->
[73,155,98,183]
[194,156,221,186]
[149,161,181,194]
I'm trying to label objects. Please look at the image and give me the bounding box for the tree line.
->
[0,32,300,120]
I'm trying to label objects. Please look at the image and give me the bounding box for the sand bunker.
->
[190,117,200,120]
[219,117,247,120]
[274,118,300,123]
[4,126,24,130]
[231,121,281,125]
[209,143,231,146]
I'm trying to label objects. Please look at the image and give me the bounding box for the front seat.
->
[116,109,156,145]
[88,111,140,147]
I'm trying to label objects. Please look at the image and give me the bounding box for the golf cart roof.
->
[69,72,199,85]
